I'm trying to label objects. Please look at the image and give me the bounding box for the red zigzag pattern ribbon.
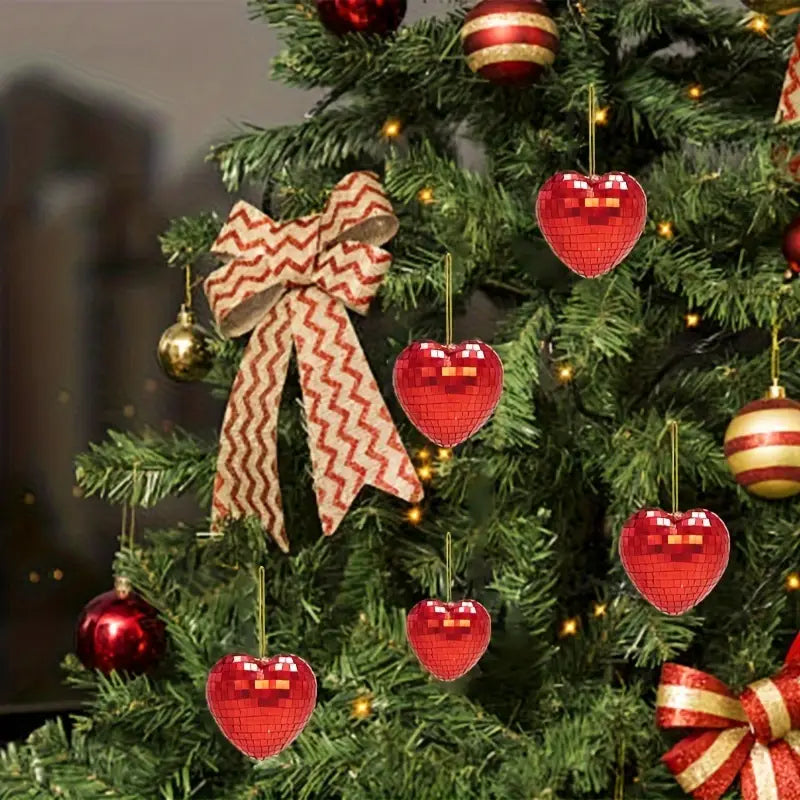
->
[777,24,800,124]
[205,171,423,552]
[657,662,800,800]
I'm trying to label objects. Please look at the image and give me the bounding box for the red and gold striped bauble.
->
[724,384,800,499]
[461,0,559,86]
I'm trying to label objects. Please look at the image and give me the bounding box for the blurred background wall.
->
[0,0,742,735]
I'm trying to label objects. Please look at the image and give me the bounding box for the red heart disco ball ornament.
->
[206,653,317,760]
[406,599,491,681]
[619,508,730,615]
[535,171,647,278]
[393,340,503,447]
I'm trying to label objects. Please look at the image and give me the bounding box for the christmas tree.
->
[5,0,800,798]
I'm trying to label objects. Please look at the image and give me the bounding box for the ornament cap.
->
[767,383,787,399]
[176,304,196,326]
[114,575,133,597]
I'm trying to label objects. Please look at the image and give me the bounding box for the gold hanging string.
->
[670,421,679,514]
[184,264,193,310]
[588,83,597,176]
[771,324,781,388]
[614,739,626,800]
[120,503,129,550]
[257,565,267,659]
[445,531,453,603]
[126,463,139,551]
[444,253,454,346]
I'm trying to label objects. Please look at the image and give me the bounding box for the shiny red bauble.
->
[76,578,166,673]
[206,653,317,760]
[619,509,730,616]
[783,215,800,275]
[460,0,559,86]
[535,171,647,278]
[315,0,405,35]
[393,340,503,447]
[406,599,491,681]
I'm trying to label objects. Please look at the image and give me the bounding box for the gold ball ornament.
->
[724,384,800,499]
[742,0,800,13]
[157,306,212,382]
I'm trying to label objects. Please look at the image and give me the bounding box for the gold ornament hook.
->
[445,531,453,603]
[257,565,267,659]
[588,83,597,176]
[670,421,679,514]
[444,253,454,346]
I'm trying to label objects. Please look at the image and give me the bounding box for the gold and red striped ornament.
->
[460,0,559,86]
[724,382,800,500]
[656,660,800,800]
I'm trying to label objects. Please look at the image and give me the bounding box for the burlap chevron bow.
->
[657,662,800,800]
[204,171,423,552]
[776,10,800,124]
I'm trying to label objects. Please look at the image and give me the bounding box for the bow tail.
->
[662,728,754,800]
[740,741,800,800]
[212,298,294,552]
[290,286,423,536]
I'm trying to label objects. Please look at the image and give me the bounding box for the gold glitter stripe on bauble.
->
[747,479,800,498]
[466,43,556,71]
[727,444,800,473]
[725,408,800,441]
[656,684,748,722]
[461,12,559,39]
[676,727,750,793]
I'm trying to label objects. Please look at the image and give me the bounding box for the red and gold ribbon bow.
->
[657,662,800,800]
[205,171,423,552]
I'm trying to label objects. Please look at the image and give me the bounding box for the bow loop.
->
[658,663,800,800]
[318,171,399,250]
[203,172,422,552]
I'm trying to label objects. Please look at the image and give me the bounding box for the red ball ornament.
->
[461,0,559,86]
[619,509,730,615]
[406,599,491,681]
[206,653,317,759]
[783,215,800,275]
[315,0,405,35]
[392,339,504,447]
[76,577,166,674]
[535,171,647,278]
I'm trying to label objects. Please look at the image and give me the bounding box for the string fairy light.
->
[594,106,610,126]
[560,617,579,637]
[592,602,607,618]
[381,118,403,138]
[351,695,373,719]
[417,464,433,481]
[437,448,452,461]
[687,84,703,100]
[557,364,575,384]
[407,506,422,524]
[786,572,800,591]
[746,14,769,34]
[684,312,702,329]
[417,187,435,205]
[657,221,674,240]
